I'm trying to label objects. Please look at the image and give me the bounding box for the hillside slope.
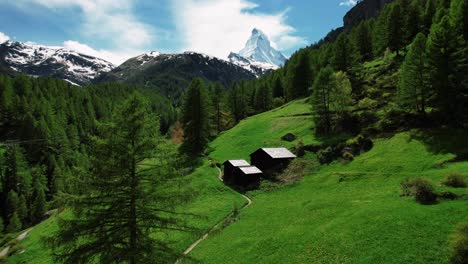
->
[185,100,468,263]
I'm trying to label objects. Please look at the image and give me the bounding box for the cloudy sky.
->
[0,0,357,65]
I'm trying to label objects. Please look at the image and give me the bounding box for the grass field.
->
[4,161,246,263]
[4,99,468,263]
[184,100,468,263]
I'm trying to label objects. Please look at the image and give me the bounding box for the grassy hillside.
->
[184,100,468,263]
[4,161,246,263]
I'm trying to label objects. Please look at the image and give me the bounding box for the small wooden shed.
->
[250,147,296,173]
[232,166,262,188]
[223,160,250,183]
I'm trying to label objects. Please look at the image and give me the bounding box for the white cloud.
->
[13,0,153,64]
[172,0,307,59]
[339,0,358,7]
[0,32,10,43]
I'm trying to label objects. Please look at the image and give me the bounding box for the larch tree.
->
[181,78,211,154]
[426,15,467,124]
[47,93,191,263]
[398,33,430,114]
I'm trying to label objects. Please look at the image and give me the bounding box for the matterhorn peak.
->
[228,28,287,77]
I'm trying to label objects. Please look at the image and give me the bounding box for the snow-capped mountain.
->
[0,41,114,86]
[95,51,255,102]
[229,28,287,76]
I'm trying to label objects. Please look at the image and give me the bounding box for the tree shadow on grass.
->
[408,128,468,161]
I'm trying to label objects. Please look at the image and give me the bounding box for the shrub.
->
[449,221,468,264]
[295,141,305,157]
[400,178,437,204]
[342,151,354,161]
[317,147,335,164]
[442,173,466,188]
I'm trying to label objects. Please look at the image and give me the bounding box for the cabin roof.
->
[224,159,250,167]
[253,147,297,159]
[238,166,262,175]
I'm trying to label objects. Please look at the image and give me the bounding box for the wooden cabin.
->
[232,166,262,188]
[223,160,250,183]
[250,147,296,173]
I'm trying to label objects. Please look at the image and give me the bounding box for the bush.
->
[295,141,305,157]
[449,221,468,264]
[442,173,466,188]
[400,178,437,204]
[342,151,354,161]
[317,147,336,164]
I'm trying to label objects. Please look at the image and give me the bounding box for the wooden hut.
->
[223,160,250,183]
[250,147,296,173]
[232,166,262,188]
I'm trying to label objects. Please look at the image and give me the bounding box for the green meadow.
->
[184,100,468,263]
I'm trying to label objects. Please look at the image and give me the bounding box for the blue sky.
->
[0,0,357,65]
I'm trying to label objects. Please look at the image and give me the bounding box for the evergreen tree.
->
[398,33,430,114]
[7,212,21,233]
[333,33,353,72]
[387,3,404,55]
[30,167,47,224]
[423,0,437,33]
[311,67,336,134]
[286,51,313,100]
[254,83,272,112]
[0,217,4,234]
[48,93,190,263]
[181,78,211,154]
[426,15,467,124]
[210,82,224,134]
[450,0,468,40]
[272,77,284,98]
[353,21,373,62]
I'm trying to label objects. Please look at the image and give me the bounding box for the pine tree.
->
[450,0,468,40]
[353,21,373,62]
[426,15,467,124]
[47,93,191,263]
[7,212,21,233]
[423,0,437,33]
[398,33,430,114]
[254,83,272,112]
[210,82,224,134]
[387,4,404,55]
[311,67,336,134]
[30,166,47,224]
[333,33,353,72]
[181,79,211,154]
[286,51,313,100]
[272,77,284,98]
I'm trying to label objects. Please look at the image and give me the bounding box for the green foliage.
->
[333,33,354,72]
[181,78,212,154]
[426,15,467,124]
[398,33,430,113]
[400,177,437,204]
[449,221,468,264]
[449,0,468,40]
[353,20,374,62]
[442,173,467,188]
[6,212,21,233]
[47,93,190,263]
[285,51,313,100]
[311,68,353,134]
[386,3,404,55]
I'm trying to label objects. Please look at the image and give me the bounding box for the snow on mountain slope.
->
[0,41,115,86]
[229,28,287,76]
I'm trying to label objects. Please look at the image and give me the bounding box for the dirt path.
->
[0,228,33,258]
[175,164,252,263]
